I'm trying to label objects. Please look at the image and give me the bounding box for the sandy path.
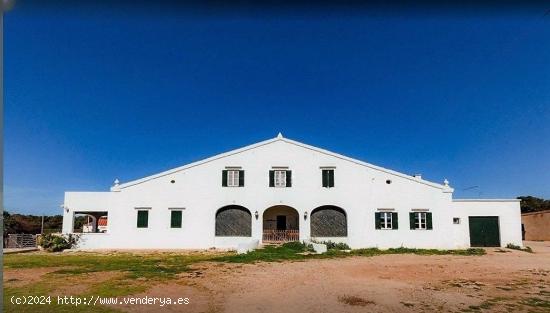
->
[123,241,550,313]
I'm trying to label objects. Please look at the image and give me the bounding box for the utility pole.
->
[41,215,44,234]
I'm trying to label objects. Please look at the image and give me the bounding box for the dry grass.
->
[338,295,375,306]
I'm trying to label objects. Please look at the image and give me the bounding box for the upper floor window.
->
[321,169,335,188]
[409,211,433,230]
[269,169,292,187]
[222,169,244,187]
[170,210,183,228]
[375,211,398,229]
[136,209,149,228]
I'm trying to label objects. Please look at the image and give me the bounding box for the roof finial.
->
[114,178,120,186]
[443,178,449,187]
[277,132,283,139]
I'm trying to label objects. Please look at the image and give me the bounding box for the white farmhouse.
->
[62,134,522,250]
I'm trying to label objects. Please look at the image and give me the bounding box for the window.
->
[409,212,433,230]
[222,169,244,187]
[453,217,460,224]
[322,169,335,188]
[269,170,292,187]
[381,212,392,229]
[170,210,182,228]
[227,170,239,187]
[137,210,149,228]
[274,170,286,187]
[415,212,427,229]
[375,211,398,230]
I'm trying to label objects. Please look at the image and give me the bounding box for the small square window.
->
[223,169,244,187]
[322,169,335,188]
[171,210,182,228]
[137,210,149,228]
[453,217,460,224]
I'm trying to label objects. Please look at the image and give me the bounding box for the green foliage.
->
[216,243,484,263]
[313,240,351,250]
[517,196,550,213]
[5,252,215,279]
[350,247,485,257]
[216,242,312,263]
[506,243,533,253]
[38,233,80,252]
[3,211,64,236]
[281,241,314,251]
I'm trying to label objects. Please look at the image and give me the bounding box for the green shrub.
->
[313,240,351,250]
[38,233,80,252]
[506,243,533,253]
[281,241,313,252]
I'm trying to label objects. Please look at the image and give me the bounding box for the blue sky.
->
[5,2,550,215]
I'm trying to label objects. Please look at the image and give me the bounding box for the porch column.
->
[62,209,74,234]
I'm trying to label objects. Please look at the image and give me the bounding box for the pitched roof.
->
[112,134,450,191]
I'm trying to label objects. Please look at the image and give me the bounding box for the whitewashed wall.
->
[451,199,522,248]
[62,137,522,250]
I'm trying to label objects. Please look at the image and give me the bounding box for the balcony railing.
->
[262,229,299,242]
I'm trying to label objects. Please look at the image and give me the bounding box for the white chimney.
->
[413,174,422,179]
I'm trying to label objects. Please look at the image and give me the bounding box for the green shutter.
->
[269,170,275,187]
[286,170,292,187]
[328,170,335,187]
[409,212,415,230]
[239,170,245,187]
[392,212,398,229]
[375,212,381,229]
[427,212,433,230]
[137,210,148,228]
[322,170,328,187]
[222,170,228,187]
[170,210,182,228]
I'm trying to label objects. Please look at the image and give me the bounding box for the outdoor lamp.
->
[255,211,259,220]
[304,211,308,220]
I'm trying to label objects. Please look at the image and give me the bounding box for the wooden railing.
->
[263,229,299,242]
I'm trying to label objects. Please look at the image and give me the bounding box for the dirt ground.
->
[4,242,550,313]
[116,241,550,313]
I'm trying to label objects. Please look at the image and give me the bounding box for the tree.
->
[517,196,550,214]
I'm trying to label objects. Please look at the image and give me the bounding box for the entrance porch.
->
[262,205,299,243]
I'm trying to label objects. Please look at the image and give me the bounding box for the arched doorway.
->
[215,205,252,237]
[310,205,347,237]
[263,205,299,242]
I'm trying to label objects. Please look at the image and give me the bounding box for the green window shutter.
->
[322,170,328,187]
[329,170,335,187]
[375,212,381,229]
[427,212,433,230]
[269,170,275,187]
[222,170,228,187]
[239,170,245,187]
[137,210,149,228]
[286,170,292,187]
[409,212,415,230]
[392,212,398,229]
[170,210,182,228]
